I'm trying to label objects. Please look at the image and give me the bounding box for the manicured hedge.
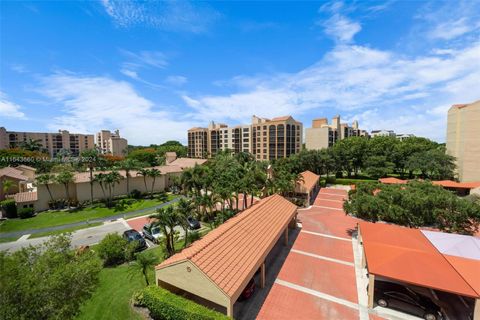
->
[0,199,17,218]
[141,286,229,320]
[18,207,35,219]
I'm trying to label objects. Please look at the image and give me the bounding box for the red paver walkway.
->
[277,251,358,303]
[257,284,358,320]
[293,231,354,263]
[258,188,362,320]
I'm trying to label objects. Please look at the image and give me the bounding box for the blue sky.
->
[1,0,479,145]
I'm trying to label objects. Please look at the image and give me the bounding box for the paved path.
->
[0,196,182,238]
[0,220,129,252]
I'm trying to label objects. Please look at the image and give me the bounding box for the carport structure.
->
[293,170,320,206]
[358,221,480,319]
[155,194,297,318]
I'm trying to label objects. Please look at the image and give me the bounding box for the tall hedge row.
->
[140,286,228,320]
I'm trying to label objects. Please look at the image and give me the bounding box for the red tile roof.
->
[432,180,480,189]
[156,194,297,297]
[360,221,480,298]
[0,167,28,181]
[13,191,38,203]
[166,157,207,169]
[271,115,292,121]
[295,170,320,193]
[378,177,407,184]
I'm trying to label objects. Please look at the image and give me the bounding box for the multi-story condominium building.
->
[187,115,303,160]
[371,129,396,137]
[187,127,209,158]
[0,127,94,157]
[446,100,480,182]
[396,133,415,141]
[305,115,368,150]
[96,130,128,156]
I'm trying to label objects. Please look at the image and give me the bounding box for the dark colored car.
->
[142,223,162,243]
[374,280,443,320]
[238,278,256,301]
[187,216,201,230]
[122,229,147,251]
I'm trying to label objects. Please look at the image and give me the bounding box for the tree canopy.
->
[344,181,480,235]
[0,235,102,320]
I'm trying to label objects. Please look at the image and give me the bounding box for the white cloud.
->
[416,0,480,41]
[183,42,480,141]
[321,14,361,43]
[165,75,187,86]
[38,74,195,145]
[101,0,220,33]
[0,92,26,119]
[120,68,139,80]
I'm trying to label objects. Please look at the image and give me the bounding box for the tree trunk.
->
[184,227,188,248]
[89,165,94,204]
[151,177,156,198]
[143,177,148,196]
[45,184,54,202]
[243,192,247,209]
[126,170,130,194]
[250,190,254,207]
[143,269,149,286]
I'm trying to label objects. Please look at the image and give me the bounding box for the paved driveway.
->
[257,188,377,320]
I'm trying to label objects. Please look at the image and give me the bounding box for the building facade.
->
[305,115,368,150]
[187,127,209,158]
[96,130,128,156]
[446,100,480,182]
[0,127,94,157]
[187,115,303,160]
[370,130,396,138]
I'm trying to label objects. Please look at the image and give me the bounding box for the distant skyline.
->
[1,0,479,145]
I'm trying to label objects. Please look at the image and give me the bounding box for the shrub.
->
[96,233,128,266]
[124,241,139,262]
[129,189,142,199]
[18,207,35,219]
[141,286,229,320]
[187,231,201,243]
[0,199,17,218]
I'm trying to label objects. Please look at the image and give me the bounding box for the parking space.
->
[258,188,366,320]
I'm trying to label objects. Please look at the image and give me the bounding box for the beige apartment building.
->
[446,100,480,182]
[0,127,94,157]
[187,115,303,160]
[305,115,368,150]
[96,130,128,156]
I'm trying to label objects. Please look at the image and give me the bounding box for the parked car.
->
[374,280,443,320]
[142,223,163,243]
[122,229,147,251]
[238,278,256,301]
[187,216,201,230]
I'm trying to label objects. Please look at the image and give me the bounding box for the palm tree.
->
[150,206,178,257]
[175,198,195,248]
[81,149,101,204]
[93,173,107,200]
[137,168,150,196]
[148,168,161,198]
[104,171,122,206]
[55,168,75,206]
[118,159,142,195]
[129,252,158,286]
[35,174,54,202]
[2,179,15,196]
[19,138,43,151]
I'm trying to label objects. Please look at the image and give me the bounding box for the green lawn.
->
[76,229,211,320]
[28,222,103,239]
[0,236,20,243]
[0,195,177,234]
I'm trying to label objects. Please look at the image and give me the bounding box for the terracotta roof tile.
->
[378,177,407,184]
[167,158,207,169]
[13,191,38,203]
[295,170,320,193]
[0,167,28,181]
[156,194,297,297]
[360,221,480,298]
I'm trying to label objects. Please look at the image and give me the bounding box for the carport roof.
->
[295,170,320,193]
[359,222,480,298]
[156,194,297,298]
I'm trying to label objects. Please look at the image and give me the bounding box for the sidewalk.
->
[0,196,182,239]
